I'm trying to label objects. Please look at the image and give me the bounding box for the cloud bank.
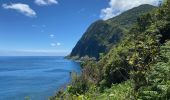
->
[35,0,58,6]
[100,0,160,20]
[0,50,69,56]
[2,3,36,17]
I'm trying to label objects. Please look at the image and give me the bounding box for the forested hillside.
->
[69,4,156,60]
[50,0,170,100]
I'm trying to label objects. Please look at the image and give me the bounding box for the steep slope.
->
[51,1,170,100]
[70,4,156,60]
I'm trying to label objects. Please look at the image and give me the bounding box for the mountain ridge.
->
[69,4,156,60]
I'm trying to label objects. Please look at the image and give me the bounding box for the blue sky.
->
[0,0,160,56]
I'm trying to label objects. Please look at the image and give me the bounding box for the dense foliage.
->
[69,4,156,60]
[50,1,170,100]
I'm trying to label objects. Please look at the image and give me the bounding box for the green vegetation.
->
[69,4,156,60]
[50,1,170,100]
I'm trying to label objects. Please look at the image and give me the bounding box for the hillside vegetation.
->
[69,4,156,60]
[50,1,170,100]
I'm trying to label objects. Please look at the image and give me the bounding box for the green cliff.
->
[51,1,170,100]
[70,4,156,60]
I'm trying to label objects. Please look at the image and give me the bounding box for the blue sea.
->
[0,56,81,100]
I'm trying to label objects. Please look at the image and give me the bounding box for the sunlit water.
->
[0,56,81,100]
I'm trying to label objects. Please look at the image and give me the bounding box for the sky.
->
[0,0,161,56]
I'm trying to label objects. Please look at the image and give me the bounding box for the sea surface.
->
[0,56,81,100]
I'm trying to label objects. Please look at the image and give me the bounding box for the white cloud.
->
[100,0,160,20]
[51,43,56,47]
[56,42,61,46]
[51,42,61,47]
[20,49,64,53]
[0,50,69,56]
[50,34,55,38]
[35,0,58,6]
[2,3,36,17]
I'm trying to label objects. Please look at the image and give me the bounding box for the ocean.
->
[0,56,81,100]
